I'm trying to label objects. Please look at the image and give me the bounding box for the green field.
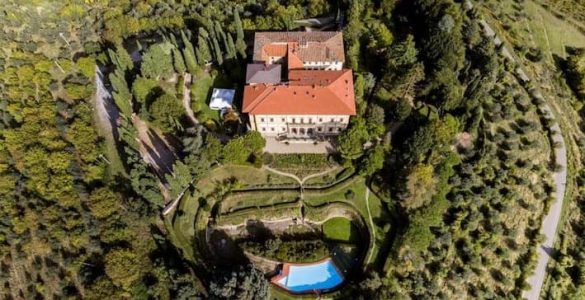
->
[524,0,585,57]
[268,153,337,178]
[196,164,299,195]
[322,217,359,243]
[190,69,235,124]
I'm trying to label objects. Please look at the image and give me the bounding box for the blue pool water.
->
[275,259,344,293]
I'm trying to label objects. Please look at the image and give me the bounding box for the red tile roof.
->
[253,32,345,63]
[287,43,305,70]
[242,69,356,115]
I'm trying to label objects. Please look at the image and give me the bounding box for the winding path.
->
[364,188,376,264]
[181,73,200,126]
[263,166,302,185]
[478,12,568,300]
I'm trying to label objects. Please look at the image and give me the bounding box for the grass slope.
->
[322,217,359,243]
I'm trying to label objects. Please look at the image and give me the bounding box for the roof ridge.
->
[245,86,277,113]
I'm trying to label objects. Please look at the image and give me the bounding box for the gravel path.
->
[364,187,376,265]
[181,73,200,126]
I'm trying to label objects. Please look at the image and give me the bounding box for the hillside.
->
[1,0,584,299]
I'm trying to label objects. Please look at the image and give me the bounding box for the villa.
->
[242,31,356,139]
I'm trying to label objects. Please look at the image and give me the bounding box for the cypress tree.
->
[212,35,223,65]
[227,34,236,59]
[215,21,230,61]
[209,24,223,65]
[180,30,199,73]
[197,38,212,64]
[172,48,186,74]
[234,7,247,58]
[108,70,133,117]
[234,7,244,41]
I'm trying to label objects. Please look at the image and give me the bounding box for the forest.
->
[0,0,583,299]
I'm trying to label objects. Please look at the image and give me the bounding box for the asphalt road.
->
[479,15,568,300]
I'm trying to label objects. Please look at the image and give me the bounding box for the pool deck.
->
[270,257,344,295]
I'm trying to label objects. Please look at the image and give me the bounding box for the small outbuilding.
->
[209,88,235,111]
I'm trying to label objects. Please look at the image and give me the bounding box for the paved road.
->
[524,101,567,300]
[479,15,568,300]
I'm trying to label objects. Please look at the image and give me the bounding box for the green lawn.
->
[191,69,236,124]
[191,71,219,123]
[165,191,199,263]
[196,164,299,195]
[322,217,359,243]
[216,203,302,225]
[220,190,299,214]
[268,153,337,178]
[304,177,387,267]
[524,0,585,58]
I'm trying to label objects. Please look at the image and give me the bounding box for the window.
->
[328,128,333,132]
[300,128,305,135]
[260,118,265,122]
[270,118,274,122]
[301,118,304,124]
[317,127,322,132]
[308,118,312,123]
[307,128,313,135]
[330,118,334,122]
[292,118,296,123]
[339,118,343,122]
[271,128,275,131]
[261,127,266,132]
[337,127,341,132]
[319,118,323,122]
[282,118,285,122]
[282,127,286,131]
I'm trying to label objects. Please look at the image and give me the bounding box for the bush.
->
[344,189,355,200]
[262,153,274,165]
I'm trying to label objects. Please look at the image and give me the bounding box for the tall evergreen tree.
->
[108,45,133,72]
[180,30,199,73]
[108,70,133,117]
[209,25,223,65]
[172,48,186,74]
[234,8,244,41]
[197,28,213,64]
[215,21,230,61]
[234,8,247,58]
[227,34,236,59]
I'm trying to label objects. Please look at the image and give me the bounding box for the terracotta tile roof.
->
[242,69,356,115]
[253,32,345,63]
[287,43,305,70]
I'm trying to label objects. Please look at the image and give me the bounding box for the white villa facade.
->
[243,32,356,139]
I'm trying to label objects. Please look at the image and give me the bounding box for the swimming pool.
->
[272,258,344,293]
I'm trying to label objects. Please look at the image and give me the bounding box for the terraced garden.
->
[164,162,391,291]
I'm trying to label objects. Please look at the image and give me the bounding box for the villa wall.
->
[265,56,342,70]
[251,114,349,137]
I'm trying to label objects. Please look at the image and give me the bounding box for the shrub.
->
[344,189,355,200]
